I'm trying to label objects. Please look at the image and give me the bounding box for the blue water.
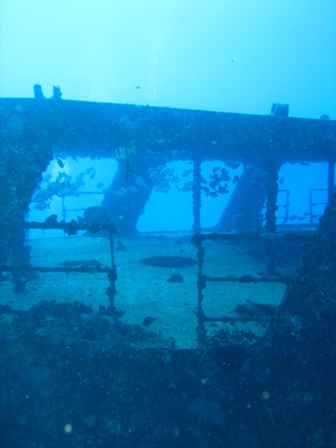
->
[1,1,336,446]
[28,158,329,238]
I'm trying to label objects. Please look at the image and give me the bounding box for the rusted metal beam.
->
[1,98,335,162]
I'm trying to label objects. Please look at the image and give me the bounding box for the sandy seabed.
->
[1,232,295,348]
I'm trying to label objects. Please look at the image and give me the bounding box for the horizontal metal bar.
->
[204,274,291,284]
[192,231,314,244]
[0,265,110,274]
[23,220,116,232]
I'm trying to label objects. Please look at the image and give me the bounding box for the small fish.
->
[47,182,61,194]
[279,177,284,184]
[209,180,218,189]
[178,182,194,191]
[300,162,310,166]
[159,186,169,194]
[58,187,77,198]
[220,168,230,182]
[89,169,96,179]
[135,86,141,89]
[96,182,104,189]
[232,175,240,184]
[62,177,72,188]
[34,201,49,210]
[85,166,94,174]
[57,158,65,168]
[114,188,128,198]
[76,172,85,181]
[56,171,65,182]
[35,189,54,200]
[71,180,85,191]
[183,181,194,189]
[225,161,241,169]
[220,173,230,182]
[217,185,229,194]
[160,167,173,176]
[182,170,192,177]
[63,173,72,181]
[142,316,156,326]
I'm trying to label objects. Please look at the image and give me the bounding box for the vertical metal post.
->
[192,157,202,234]
[328,161,335,201]
[265,159,278,276]
[309,190,314,224]
[192,156,207,345]
[195,236,207,346]
[106,230,123,323]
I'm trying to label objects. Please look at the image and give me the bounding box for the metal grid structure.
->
[3,216,122,322]
[190,160,335,346]
[1,98,335,344]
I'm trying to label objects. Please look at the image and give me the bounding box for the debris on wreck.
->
[166,273,184,283]
[142,316,157,326]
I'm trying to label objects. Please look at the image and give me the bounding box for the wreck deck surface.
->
[0,233,295,348]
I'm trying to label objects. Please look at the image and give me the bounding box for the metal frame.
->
[1,217,123,322]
